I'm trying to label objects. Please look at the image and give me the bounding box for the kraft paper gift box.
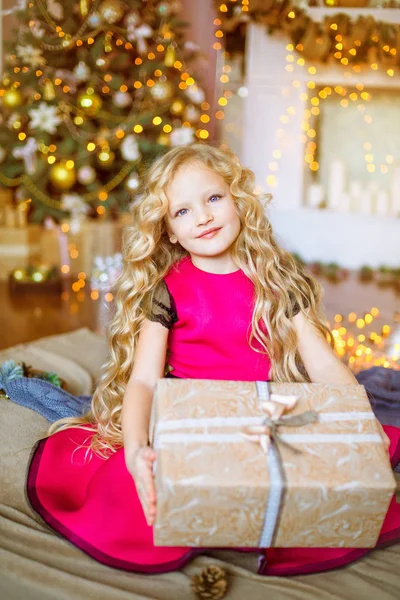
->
[151,379,396,548]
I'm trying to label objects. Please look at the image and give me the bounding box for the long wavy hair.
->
[49,143,333,455]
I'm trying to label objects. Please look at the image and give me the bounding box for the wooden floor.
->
[1,274,399,351]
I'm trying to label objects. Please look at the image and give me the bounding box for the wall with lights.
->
[237,22,400,268]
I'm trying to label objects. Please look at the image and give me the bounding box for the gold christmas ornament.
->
[49,161,77,190]
[157,133,170,146]
[164,45,176,67]
[43,80,56,101]
[2,87,23,109]
[97,149,115,167]
[77,90,102,117]
[79,0,91,18]
[191,566,228,600]
[170,98,185,115]
[98,0,126,24]
[151,81,173,102]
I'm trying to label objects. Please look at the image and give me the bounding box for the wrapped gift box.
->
[151,379,395,548]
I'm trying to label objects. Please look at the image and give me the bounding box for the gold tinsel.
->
[191,566,228,600]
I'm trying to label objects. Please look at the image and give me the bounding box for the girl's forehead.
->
[167,162,226,194]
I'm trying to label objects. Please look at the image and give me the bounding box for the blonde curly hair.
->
[50,143,333,456]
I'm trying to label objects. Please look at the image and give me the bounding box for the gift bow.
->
[241,394,319,453]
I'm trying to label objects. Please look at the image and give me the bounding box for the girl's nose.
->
[195,209,213,226]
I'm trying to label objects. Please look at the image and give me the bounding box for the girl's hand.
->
[375,419,390,453]
[125,446,157,526]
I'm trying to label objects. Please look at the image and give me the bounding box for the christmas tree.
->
[0,0,210,226]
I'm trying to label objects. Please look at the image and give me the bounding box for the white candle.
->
[327,160,346,211]
[375,190,389,216]
[360,190,373,215]
[339,192,351,212]
[306,183,323,209]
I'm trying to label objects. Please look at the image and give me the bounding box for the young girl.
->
[27,144,400,576]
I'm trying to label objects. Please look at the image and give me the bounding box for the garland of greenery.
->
[215,1,400,67]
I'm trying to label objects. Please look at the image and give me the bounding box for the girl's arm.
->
[121,318,168,526]
[293,311,357,385]
[293,311,390,450]
[121,317,169,453]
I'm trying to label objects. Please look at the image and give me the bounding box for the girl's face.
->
[165,161,241,263]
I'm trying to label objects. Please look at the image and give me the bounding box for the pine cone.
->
[191,565,228,600]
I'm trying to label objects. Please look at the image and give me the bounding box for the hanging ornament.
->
[151,81,173,102]
[49,161,77,191]
[73,61,91,82]
[12,137,38,175]
[2,88,23,109]
[164,45,176,67]
[120,135,141,161]
[77,89,102,117]
[16,44,46,67]
[61,193,89,233]
[185,104,200,122]
[170,98,185,115]
[184,85,206,105]
[47,0,64,20]
[77,165,96,185]
[125,172,140,191]
[170,126,194,147]
[157,133,170,146]
[97,148,115,167]
[29,19,45,39]
[88,11,101,27]
[157,2,171,17]
[79,0,90,18]
[113,91,132,108]
[98,0,126,24]
[28,102,61,134]
[43,80,56,101]
[130,24,153,54]
[125,11,141,41]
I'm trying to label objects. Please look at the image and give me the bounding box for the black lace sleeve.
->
[147,280,178,330]
[288,291,310,318]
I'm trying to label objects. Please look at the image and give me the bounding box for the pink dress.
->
[27,257,400,575]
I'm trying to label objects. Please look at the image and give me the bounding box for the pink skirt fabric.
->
[27,424,400,576]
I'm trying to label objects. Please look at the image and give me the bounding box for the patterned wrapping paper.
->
[151,380,396,548]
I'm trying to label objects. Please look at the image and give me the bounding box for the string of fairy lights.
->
[214,1,400,190]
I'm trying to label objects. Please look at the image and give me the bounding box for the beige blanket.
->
[0,328,399,600]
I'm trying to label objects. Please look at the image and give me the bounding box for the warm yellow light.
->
[133,124,143,133]
[288,11,296,19]
[273,150,282,159]
[47,156,56,164]
[370,63,378,70]
[297,58,305,66]
[66,160,74,169]
[306,81,315,89]
[163,124,172,133]
[365,154,373,163]
[367,164,375,173]
[105,292,114,302]
[91,290,99,300]
[310,161,319,171]
[153,116,162,125]
[268,162,278,171]
[61,223,69,233]
[97,205,106,215]
[61,265,70,274]
[266,175,277,186]
[218,97,228,106]
[285,65,294,72]
[98,190,108,201]
[286,55,294,62]
[87,142,96,151]
[334,314,343,323]
[386,155,394,163]
[287,106,296,115]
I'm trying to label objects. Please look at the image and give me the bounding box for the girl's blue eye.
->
[209,194,221,203]
[176,208,188,217]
